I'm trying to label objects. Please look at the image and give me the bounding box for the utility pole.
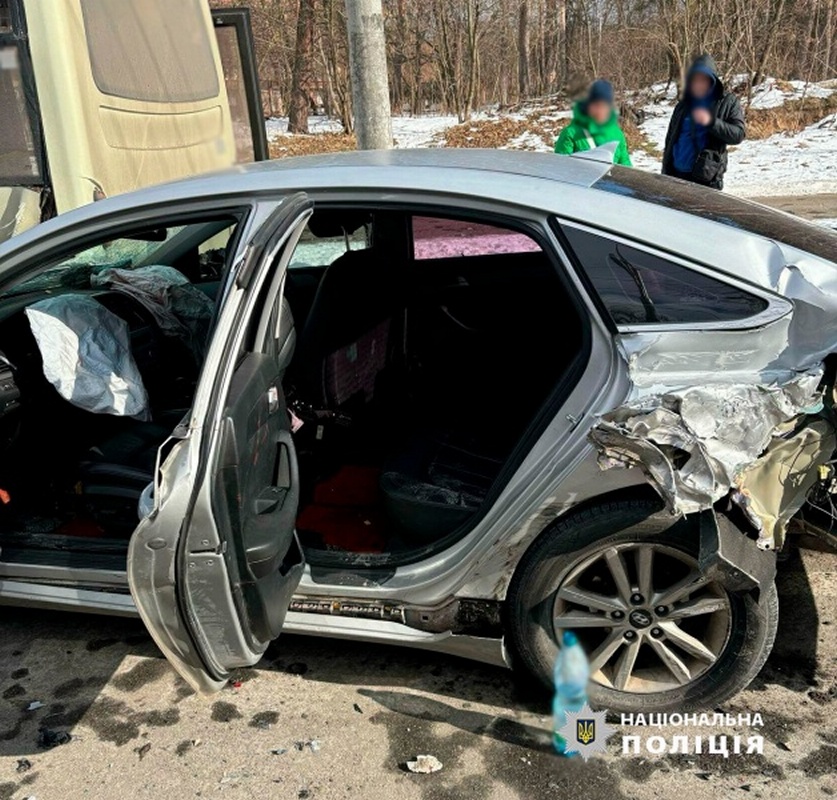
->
[344,0,393,149]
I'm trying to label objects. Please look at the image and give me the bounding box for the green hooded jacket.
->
[554,102,633,166]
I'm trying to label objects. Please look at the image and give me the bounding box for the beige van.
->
[0,0,266,241]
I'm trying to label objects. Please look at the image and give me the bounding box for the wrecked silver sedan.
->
[0,151,834,713]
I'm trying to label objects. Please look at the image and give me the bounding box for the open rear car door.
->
[127,194,313,692]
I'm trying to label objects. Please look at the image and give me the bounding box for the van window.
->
[80,0,220,103]
[0,44,40,181]
[561,224,768,325]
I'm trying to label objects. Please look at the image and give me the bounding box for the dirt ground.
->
[0,544,835,800]
[1,195,836,800]
[757,193,837,220]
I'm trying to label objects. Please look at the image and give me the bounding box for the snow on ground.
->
[392,114,459,147]
[265,116,345,138]
[725,114,837,196]
[265,113,459,148]
[748,76,837,109]
[266,78,836,198]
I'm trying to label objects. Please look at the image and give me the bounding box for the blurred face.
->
[688,72,713,99]
[587,99,612,125]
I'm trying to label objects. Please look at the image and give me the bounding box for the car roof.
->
[2,149,832,284]
[230,148,611,186]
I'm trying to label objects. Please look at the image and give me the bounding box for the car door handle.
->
[253,429,299,516]
[254,486,283,515]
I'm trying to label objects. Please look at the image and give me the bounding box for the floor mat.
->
[297,504,387,553]
[56,516,107,538]
[299,464,387,553]
[312,464,382,507]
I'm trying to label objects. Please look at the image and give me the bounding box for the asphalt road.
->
[1,194,836,800]
[0,543,835,800]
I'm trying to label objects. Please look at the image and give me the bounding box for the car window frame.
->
[552,218,793,335]
[0,201,255,299]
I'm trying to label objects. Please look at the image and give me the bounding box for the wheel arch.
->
[501,484,670,604]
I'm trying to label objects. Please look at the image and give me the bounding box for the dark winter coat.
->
[662,55,746,189]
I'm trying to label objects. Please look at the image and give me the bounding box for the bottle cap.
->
[562,630,578,647]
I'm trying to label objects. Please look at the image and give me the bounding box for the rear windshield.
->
[80,0,220,104]
[596,167,837,264]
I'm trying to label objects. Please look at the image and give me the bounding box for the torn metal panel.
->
[733,418,836,550]
[589,370,824,520]
[618,314,794,393]
[698,509,777,597]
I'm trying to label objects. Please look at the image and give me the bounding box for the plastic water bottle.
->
[552,630,591,754]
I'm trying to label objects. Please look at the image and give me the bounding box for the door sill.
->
[0,560,127,586]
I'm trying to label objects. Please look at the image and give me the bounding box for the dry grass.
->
[745,93,837,139]
[619,111,653,154]
[269,132,356,159]
[431,111,560,150]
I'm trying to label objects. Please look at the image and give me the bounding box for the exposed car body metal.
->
[0,150,835,675]
[589,370,825,545]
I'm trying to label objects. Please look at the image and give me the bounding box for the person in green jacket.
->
[554,79,632,166]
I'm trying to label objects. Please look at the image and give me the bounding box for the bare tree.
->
[288,0,315,133]
[518,0,530,98]
[212,0,837,125]
[345,0,393,148]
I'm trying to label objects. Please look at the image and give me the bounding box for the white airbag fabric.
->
[25,294,150,419]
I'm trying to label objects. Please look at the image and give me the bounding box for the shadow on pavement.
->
[358,688,553,752]
[749,543,819,692]
[0,541,827,758]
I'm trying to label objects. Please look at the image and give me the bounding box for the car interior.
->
[0,203,586,572]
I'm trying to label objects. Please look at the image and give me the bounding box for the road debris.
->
[37,728,72,748]
[26,701,44,711]
[353,703,363,714]
[15,758,32,773]
[406,754,443,774]
[270,747,288,756]
[294,739,321,753]
[134,742,152,760]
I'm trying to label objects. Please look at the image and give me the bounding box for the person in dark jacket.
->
[662,54,746,189]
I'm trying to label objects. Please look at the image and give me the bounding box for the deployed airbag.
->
[91,265,214,361]
[25,294,150,419]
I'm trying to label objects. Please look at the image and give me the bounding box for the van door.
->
[212,8,269,163]
[127,193,312,693]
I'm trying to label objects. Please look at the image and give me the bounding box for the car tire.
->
[506,499,779,713]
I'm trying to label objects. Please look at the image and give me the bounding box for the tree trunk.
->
[517,0,530,99]
[345,0,393,149]
[288,0,315,134]
[752,0,788,89]
[556,0,567,90]
[825,0,835,77]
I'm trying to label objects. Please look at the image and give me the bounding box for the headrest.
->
[307,210,371,239]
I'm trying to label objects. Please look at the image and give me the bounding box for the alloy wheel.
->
[552,542,732,694]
